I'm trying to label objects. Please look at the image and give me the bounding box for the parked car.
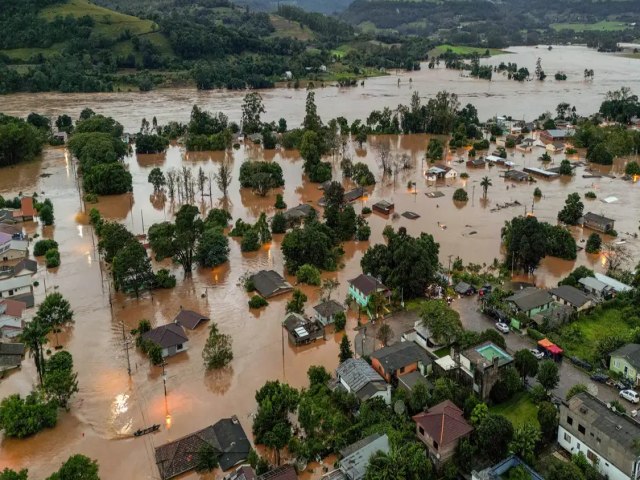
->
[478,284,493,297]
[620,389,640,404]
[495,322,510,334]
[570,356,593,371]
[529,349,544,360]
[484,307,509,323]
[590,373,609,383]
[607,378,626,390]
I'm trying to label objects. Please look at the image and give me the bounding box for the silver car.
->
[495,322,510,334]
[620,389,640,404]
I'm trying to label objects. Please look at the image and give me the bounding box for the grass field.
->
[556,308,634,362]
[490,391,539,428]
[429,44,508,57]
[269,15,315,41]
[550,21,630,32]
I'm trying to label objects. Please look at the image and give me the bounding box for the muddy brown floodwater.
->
[1,45,640,480]
[2,45,640,132]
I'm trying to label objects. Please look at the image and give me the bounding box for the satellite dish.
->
[394,400,406,415]
[587,384,598,397]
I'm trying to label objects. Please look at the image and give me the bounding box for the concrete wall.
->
[416,424,461,465]
[558,426,637,480]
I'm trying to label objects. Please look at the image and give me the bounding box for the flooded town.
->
[1,40,640,480]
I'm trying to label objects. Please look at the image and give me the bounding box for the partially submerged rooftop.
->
[251,270,293,298]
[173,309,209,330]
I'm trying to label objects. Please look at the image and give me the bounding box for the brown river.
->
[0,45,639,479]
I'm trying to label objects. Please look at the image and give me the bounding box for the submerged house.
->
[372,200,394,215]
[281,204,316,226]
[0,342,24,372]
[426,165,457,180]
[0,298,26,339]
[347,274,390,310]
[173,309,209,330]
[580,212,615,234]
[313,299,345,326]
[282,313,324,345]
[250,270,293,298]
[142,323,188,358]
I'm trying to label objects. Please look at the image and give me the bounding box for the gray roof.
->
[504,170,529,181]
[506,287,552,312]
[142,323,188,349]
[313,299,344,318]
[549,285,591,307]
[336,358,385,393]
[12,259,37,275]
[566,392,640,457]
[282,204,315,222]
[339,433,390,480]
[610,344,640,370]
[370,341,431,373]
[582,212,614,226]
[398,370,430,392]
[258,465,297,480]
[454,281,473,294]
[348,274,386,297]
[0,342,25,356]
[251,270,293,298]
[474,455,544,480]
[579,276,609,292]
[174,309,209,330]
[594,273,632,293]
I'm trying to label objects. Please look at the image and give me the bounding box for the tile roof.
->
[370,341,431,373]
[0,298,26,318]
[251,270,293,298]
[12,197,35,219]
[228,465,258,480]
[142,323,188,349]
[313,299,344,319]
[155,417,250,479]
[413,400,473,446]
[549,285,591,307]
[336,358,385,394]
[506,287,552,312]
[174,309,209,330]
[348,274,386,297]
[610,344,640,370]
[339,433,389,480]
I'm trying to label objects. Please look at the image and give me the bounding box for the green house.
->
[609,344,640,386]
[348,274,389,311]
[506,287,554,328]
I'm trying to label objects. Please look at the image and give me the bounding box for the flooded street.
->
[1,46,640,132]
[0,44,639,479]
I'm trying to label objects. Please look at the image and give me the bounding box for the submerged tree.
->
[202,322,233,370]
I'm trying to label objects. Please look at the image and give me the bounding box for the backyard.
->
[490,391,539,428]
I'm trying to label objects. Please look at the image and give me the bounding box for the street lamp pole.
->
[161,362,167,397]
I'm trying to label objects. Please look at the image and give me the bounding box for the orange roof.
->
[538,338,554,348]
[413,400,473,445]
[12,197,36,218]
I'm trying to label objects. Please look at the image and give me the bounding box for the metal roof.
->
[336,358,385,393]
[594,273,632,292]
[370,341,431,373]
[339,433,389,480]
[549,285,590,307]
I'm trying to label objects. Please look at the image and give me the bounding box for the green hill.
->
[1,0,172,63]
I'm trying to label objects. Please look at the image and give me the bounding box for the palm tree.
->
[480,176,492,199]
[20,318,51,385]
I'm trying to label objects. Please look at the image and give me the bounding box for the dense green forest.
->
[0,0,428,94]
[342,0,640,49]
[97,0,352,14]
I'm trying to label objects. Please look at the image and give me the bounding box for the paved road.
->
[360,297,633,409]
[453,296,626,407]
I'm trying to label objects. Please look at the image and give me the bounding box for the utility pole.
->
[472,185,476,206]
[447,254,454,285]
[161,362,167,398]
[141,210,145,235]
[122,321,131,377]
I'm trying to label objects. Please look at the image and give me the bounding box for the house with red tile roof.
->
[12,197,36,222]
[412,400,473,465]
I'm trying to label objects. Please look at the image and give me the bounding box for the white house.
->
[558,392,640,480]
[0,298,26,339]
[426,165,457,181]
[0,276,33,300]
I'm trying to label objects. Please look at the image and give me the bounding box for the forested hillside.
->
[342,0,640,48]
[97,0,352,14]
[0,0,429,94]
